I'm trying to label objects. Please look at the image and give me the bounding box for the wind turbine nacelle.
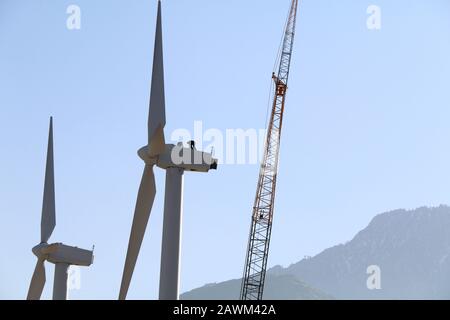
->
[46,243,94,266]
[157,143,218,172]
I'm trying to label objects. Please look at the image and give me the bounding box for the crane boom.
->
[240,0,299,300]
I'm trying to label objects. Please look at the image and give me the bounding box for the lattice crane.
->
[240,0,299,300]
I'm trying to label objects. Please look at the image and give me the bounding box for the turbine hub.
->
[137,146,157,165]
[32,243,51,259]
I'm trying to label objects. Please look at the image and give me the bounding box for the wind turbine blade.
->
[27,258,46,300]
[147,0,166,156]
[119,165,156,300]
[41,117,56,243]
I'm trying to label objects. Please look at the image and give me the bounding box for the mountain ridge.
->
[182,205,450,299]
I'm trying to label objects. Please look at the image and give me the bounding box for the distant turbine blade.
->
[147,0,166,157]
[119,165,157,300]
[27,258,46,300]
[41,117,56,243]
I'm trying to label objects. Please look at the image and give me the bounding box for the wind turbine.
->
[119,0,217,300]
[27,117,94,300]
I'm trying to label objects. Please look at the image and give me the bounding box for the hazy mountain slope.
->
[181,274,333,300]
[181,205,450,300]
[284,205,450,299]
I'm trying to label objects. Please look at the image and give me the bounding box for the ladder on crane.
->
[240,0,299,300]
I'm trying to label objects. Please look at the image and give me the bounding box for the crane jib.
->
[240,0,299,301]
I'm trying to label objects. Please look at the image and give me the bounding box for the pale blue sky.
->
[1,0,449,299]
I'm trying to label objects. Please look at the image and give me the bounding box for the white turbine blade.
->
[27,258,46,300]
[119,165,156,300]
[41,117,56,243]
[147,0,166,156]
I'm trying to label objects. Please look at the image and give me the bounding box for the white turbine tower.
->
[27,117,94,300]
[119,0,217,300]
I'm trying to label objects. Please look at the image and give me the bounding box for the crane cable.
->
[264,4,294,130]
